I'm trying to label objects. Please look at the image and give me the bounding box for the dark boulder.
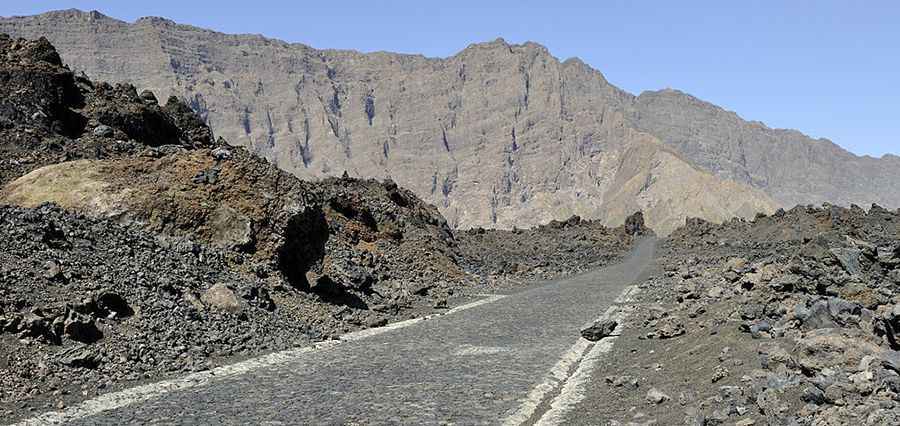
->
[63,310,103,344]
[625,211,646,236]
[57,345,100,369]
[581,319,618,341]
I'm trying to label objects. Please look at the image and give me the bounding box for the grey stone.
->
[830,248,862,275]
[43,260,63,281]
[826,297,860,323]
[207,205,253,250]
[890,304,900,321]
[57,345,100,368]
[139,89,158,105]
[211,147,232,160]
[749,321,771,339]
[655,316,685,339]
[192,168,220,184]
[16,312,50,340]
[92,124,114,137]
[801,386,826,405]
[200,283,243,314]
[711,366,729,383]
[796,299,837,329]
[877,246,900,266]
[605,375,639,389]
[63,311,102,343]
[580,319,617,341]
[624,211,645,236]
[768,274,799,291]
[646,387,671,404]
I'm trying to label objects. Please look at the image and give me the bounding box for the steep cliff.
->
[15,10,896,232]
[629,89,900,208]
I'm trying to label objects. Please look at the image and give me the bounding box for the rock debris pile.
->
[0,204,311,411]
[457,212,645,282]
[589,205,900,424]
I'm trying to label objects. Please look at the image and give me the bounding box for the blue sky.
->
[5,1,899,157]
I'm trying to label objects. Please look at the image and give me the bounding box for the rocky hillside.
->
[0,9,843,234]
[0,32,212,187]
[630,90,900,209]
[457,211,647,282]
[581,204,900,424]
[0,34,460,413]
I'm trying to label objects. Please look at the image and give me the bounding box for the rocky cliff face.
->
[629,89,900,208]
[5,10,890,233]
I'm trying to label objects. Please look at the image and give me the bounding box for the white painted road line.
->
[505,284,642,426]
[502,305,615,426]
[535,286,642,426]
[536,305,636,425]
[13,294,507,426]
[453,344,511,356]
[341,294,506,342]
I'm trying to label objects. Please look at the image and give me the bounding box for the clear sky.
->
[4,1,899,157]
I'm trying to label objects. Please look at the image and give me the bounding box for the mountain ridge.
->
[2,10,856,152]
[1,9,895,233]
[2,9,890,159]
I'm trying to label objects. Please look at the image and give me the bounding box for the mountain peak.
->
[37,8,112,21]
[459,38,552,57]
[459,37,512,54]
[135,16,177,26]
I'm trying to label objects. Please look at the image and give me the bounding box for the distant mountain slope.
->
[629,89,900,208]
[3,10,889,232]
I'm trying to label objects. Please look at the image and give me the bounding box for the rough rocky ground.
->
[42,239,657,426]
[0,35,639,419]
[575,205,900,425]
[457,213,645,282]
[2,146,474,318]
[0,204,313,415]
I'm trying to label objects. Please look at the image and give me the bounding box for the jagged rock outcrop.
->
[0,32,214,187]
[0,10,825,233]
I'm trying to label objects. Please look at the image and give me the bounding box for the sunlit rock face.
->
[5,10,896,233]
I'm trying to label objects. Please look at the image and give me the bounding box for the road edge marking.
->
[13,294,507,426]
[535,286,642,425]
[535,304,636,425]
[504,285,641,426]
[340,294,505,342]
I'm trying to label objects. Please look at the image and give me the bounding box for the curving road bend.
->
[35,238,657,425]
